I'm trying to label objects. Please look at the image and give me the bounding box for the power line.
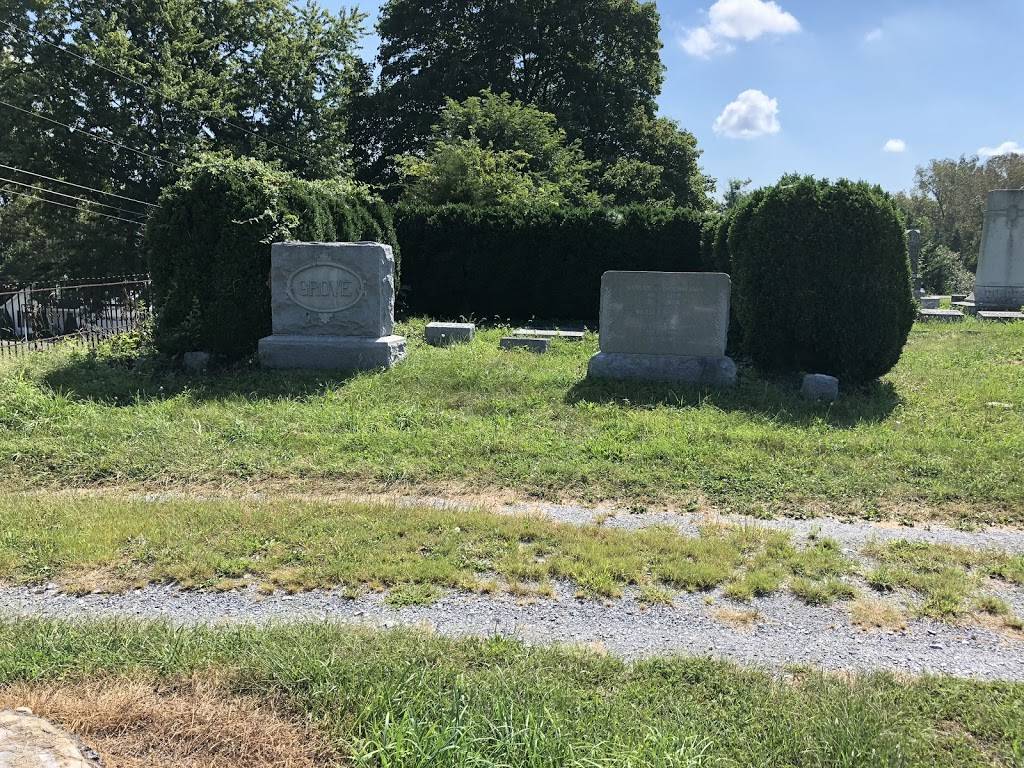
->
[0,174,150,217]
[1,18,314,166]
[0,98,180,168]
[0,185,148,225]
[0,163,160,208]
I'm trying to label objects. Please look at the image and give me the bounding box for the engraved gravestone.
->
[588,272,736,386]
[258,242,406,371]
[975,190,1024,311]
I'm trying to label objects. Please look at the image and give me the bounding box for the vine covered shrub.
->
[397,203,707,323]
[147,154,397,357]
[729,177,914,384]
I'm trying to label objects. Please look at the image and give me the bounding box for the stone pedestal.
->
[258,242,406,372]
[975,190,1024,311]
[587,271,737,387]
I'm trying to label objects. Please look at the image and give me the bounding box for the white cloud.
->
[680,0,800,59]
[713,90,781,139]
[978,141,1024,158]
[883,138,906,153]
[865,28,884,43]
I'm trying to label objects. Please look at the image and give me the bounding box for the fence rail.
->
[0,275,152,357]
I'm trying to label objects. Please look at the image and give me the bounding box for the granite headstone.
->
[588,272,736,386]
[258,242,406,371]
[975,190,1024,311]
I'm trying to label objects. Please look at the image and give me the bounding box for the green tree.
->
[365,0,678,189]
[0,0,366,282]
[399,91,597,209]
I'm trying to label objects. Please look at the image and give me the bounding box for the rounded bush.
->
[729,177,915,384]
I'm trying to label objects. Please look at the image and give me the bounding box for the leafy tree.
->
[399,91,597,209]
[722,178,753,211]
[0,0,366,282]
[895,153,1024,270]
[365,0,681,189]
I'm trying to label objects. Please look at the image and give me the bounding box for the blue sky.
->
[331,0,1024,196]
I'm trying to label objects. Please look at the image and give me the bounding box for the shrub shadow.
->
[566,371,902,428]
[39,354,361,406]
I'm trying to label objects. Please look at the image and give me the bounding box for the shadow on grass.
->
[566,372,902,428]
[39,354,360,406]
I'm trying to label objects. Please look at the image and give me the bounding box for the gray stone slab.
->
[977,310,1024,323]
[426,322,475,346]
[270,242,396,337]
[952,301,977,316]
[801,374,839,402]
[951,293,970,303]
[918,309,965,323]
[598,272,730,358]
[512,328,585,342]
[588,352,736,387]
[975,190,1024,311]
[500,336,550,353]
[919,296,942,310]
[259,334,406,371]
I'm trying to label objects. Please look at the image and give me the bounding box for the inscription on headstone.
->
[259,242,406,371]
[975,189,1024,311]
[588,272,736,387]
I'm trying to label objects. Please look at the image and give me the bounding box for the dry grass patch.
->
[0,676,339,768]
[713,607,761,629]
[849,598,909,632]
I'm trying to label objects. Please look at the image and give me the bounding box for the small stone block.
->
[977,310,1024,323]
[951,294,969,303]
[918,309,965,323]
[512,328,585,342]
[919,296,942,310]
[259,334,406,371]
[801,374,839,402]
[500,336,550,353]
[951,301,977,316]
[426,322,475,346]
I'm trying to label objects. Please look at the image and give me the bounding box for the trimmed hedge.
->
[397,204,708,323]
[728,177,915,384]
[147,155,397,357]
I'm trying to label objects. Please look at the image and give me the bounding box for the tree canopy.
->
[0,0,365,281]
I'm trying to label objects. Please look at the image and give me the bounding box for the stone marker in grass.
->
[977,310,1024,323]
[918,309,965,323]
[426,322,475,347]
[501,336,550,353]
[588,271,737,386]
[259,242,407,371]
[919,296,942,310]
[975,189,1024,311]
[802,374,839,402]
[512,328,585,342]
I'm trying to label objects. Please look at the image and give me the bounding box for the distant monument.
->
[906,229,924,296]
[587,271,737,387]
[258,242,407,371]
[975,190,1024,311]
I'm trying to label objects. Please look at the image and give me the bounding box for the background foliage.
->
[729,177,915,384]
[146,154,396,357]
[397,203,707,324]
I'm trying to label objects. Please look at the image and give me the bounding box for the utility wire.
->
[0,98,180,168]
[0,186,147,226]
[0,174,150,217]
[1,18,313,165]
[0,163,160,208]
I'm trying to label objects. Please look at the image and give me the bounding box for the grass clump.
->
[0,619,1022,768]
[2,321,1024,524]
[865,539,1024,620]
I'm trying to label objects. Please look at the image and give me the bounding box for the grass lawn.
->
[1,620,1022,767]
[1,320,1022,524]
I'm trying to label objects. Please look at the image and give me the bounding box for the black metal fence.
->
[0,275,152,357]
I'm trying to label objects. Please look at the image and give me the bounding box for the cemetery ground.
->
[2,319,1024,765]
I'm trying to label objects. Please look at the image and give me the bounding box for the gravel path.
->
[2,581,1022,682]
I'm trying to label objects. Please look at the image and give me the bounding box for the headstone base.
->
[259,334,406,371]
[918,309,965,323]
[588,352,737,387]
[977,310,1024,323]
[975,286,1024,312]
